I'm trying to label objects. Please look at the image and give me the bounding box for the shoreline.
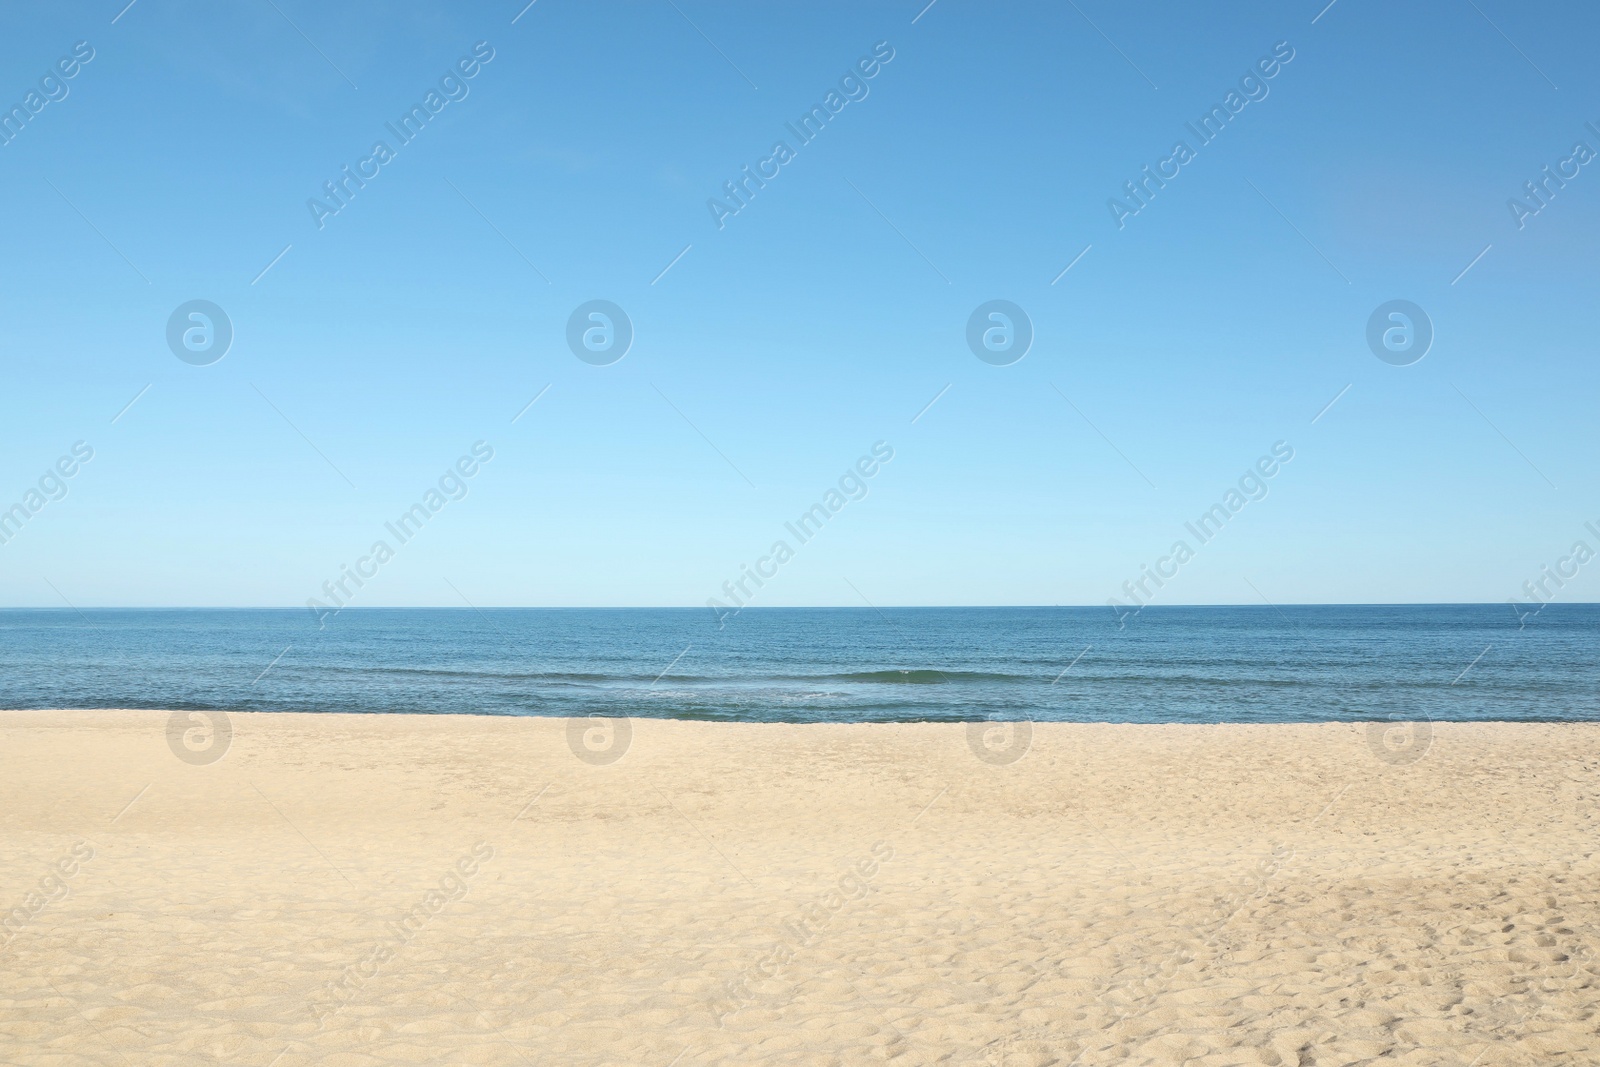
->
[9,706,1600,725]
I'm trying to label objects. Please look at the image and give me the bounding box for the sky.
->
[1,0,1598,612]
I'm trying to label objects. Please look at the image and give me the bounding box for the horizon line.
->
[0,602,1589,611]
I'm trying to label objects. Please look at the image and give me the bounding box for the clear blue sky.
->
[2,0,1597,610]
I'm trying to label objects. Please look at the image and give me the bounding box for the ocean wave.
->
[823,669,1026,685]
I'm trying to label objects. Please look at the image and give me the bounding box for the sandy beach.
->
[2,710,1598,1065]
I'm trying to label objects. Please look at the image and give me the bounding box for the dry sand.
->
[2,711,1598,1066]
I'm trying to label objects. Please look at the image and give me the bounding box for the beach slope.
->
[2,711,1597,1065]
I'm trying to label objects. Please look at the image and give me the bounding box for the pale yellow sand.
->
[3,711,1598,1066]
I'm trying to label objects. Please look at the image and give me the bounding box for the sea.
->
[0,605,1595,723]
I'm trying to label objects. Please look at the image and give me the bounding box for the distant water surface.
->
[1,606,1596,722]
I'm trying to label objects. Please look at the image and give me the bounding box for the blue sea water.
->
[0,605,1596,723]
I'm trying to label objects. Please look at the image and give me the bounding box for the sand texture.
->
[2,710,1598,1066]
